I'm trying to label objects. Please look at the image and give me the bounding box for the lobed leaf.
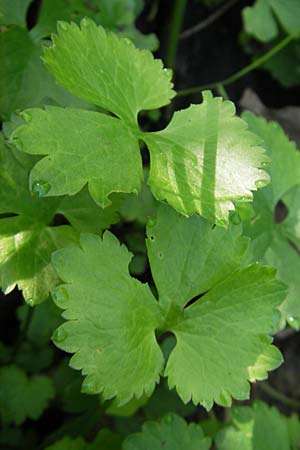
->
[144,91,269,225]
[52,204,286,409]
[123,413,211,450]
[43,19,174,126]
[0,365,54,425]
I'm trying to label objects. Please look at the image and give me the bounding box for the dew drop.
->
[230,212,241,225]
[261,161,268,167]
[82,380,97,394]
[255,179,268,189]
[27,298,34,307]
[52,286,68,305]
[158,252,163,259]
[53,327,67,343]
[32,180,51,197]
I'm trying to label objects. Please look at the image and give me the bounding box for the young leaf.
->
[123,413,211,450]
[0,365,54,425]
[144,91,269,224]
[243,0,300,42]
[52,204,286,409]
[52,232,164,405]
[43,19,174,126]
[215,401,290,450]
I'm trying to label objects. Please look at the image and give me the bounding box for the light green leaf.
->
[123,414,211,450]
[147,204,248,311]
[0,365,54,425]
[242,112,300,205]
[144,91,269,224]
[43,19,174,126]
[215,401,290,450]
[240,113,300,325]
[0,27,88,121]
[0,134,120,304]
[12,106,142,205]
[0,0,32,26]
[243,0,300,42]
[52,204,285,409]
[51,232,164,405]
[165,265,284,409]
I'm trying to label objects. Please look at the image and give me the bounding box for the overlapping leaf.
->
[123,414,211,450]
[12,20,270,224]
[215,401,290,450]
[0,134,120,305]
[0,365,54,425]
[240,112,300,326]
[243,0,300,42]
[52,204,285,409]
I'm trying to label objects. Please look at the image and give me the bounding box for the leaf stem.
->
[180,0,240,40]
[12,305,34,358]
[258,382,300,409]
[166,0,187,70]
[176,34,295,97]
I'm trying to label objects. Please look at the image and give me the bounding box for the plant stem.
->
[176,34,295,97]
[180,0,240,40]
[166,0,187,69]
[258,382,300,409]
[12,306,34,358]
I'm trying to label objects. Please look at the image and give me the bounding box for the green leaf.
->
[31,0,158,50]
[243,0,300,42]
[52,204,285,409]
[215,401,290,450]
[43,19,174,126]
[242,112,300,205]
[263,40,300,87]
[123,414,211,450]
[0,134,119,304]
[0,0,32,26]
[0,27,88,121]
[12,106,143,205]
[147,204,249,311]
[240,113,300,325]
[165,265,283,408]
[0,365,54,425]
[144,91,269,224]
[52,232,164,405]
[44,436,86,450]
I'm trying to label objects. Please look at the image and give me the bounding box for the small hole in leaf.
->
[274,200,288,224]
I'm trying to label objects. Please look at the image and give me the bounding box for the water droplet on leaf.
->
[230,212,241,225]
[52,286,68,305]
[255,179,268,188]
[82,380,97,394]
[27,298,34,307]
[32,180,51,197]
[53,327,67,343]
